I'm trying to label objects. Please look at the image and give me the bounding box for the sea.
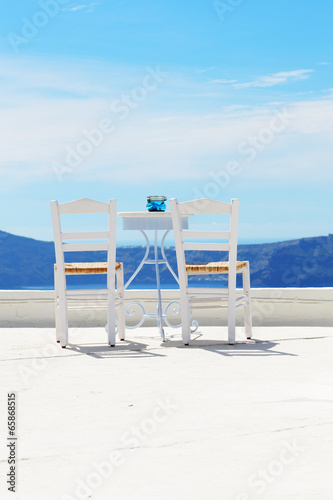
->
[19,280,227,291]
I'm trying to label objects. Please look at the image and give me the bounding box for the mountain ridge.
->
[0,230,332,289]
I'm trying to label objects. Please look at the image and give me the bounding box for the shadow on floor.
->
[64,340,166,358]
[162,331,296,357]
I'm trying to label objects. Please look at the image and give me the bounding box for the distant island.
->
[0,230,332,289]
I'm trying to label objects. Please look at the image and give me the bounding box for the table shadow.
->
[63,340,166,359]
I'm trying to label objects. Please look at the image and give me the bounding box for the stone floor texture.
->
[1,325,333,500]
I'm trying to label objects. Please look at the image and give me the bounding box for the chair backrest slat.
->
[61,231,109,241]
[63,242,109,252]
[182,242,230,252]
[177,198,232,216]
[58,198,109,214]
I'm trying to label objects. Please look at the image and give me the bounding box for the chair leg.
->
[227,307,236,344]
[58,296,68,347]
[116,266,126,341]
[180,292,191,345]
[55,302,61,343]
[228,289,236,345]
[107,290,116,347]
[54,268,61,343]
[117,306,126,341]
[243,264,252,339]
[55,266,68,347]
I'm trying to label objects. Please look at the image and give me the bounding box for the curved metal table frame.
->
[118,212,198,341]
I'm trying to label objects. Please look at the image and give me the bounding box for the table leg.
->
[123,227,197,338]
[154,230,165,341]
[161,230,179,284]
[124,230,150,289]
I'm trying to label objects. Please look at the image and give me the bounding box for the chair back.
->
[170,198,239,288]
[50,198,117,292]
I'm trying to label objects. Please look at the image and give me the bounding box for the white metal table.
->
[118,211,189,341]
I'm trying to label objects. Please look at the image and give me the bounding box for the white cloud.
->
[64,4,86,11]
[210,79,238,84]
[3,95,332,187]
[0,58,332,189]
[62,3,100,13]
[234,69,314,89]
[0,56,154,100]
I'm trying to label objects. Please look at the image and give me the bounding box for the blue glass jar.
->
[147,195,167,212]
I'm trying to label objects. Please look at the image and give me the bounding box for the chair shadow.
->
[61,331,295,359]
[162,332,296,357]
[201,341,296,357]
[63,340,166,359]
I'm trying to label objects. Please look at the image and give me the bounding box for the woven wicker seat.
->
[186,261,247,274]
[54,262,121,275]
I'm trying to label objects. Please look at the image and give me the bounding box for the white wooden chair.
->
[50,198,125,348]
[170,197,252,345]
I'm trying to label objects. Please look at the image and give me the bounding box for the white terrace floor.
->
[1,325,333,500]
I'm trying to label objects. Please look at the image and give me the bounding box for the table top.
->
[118,211,173,218]
[118,211,189,230]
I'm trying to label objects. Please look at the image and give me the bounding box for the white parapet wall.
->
[0,288,332,328]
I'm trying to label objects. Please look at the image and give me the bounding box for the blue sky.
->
[0,0,332,244]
